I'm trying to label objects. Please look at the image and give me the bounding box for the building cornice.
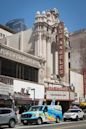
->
[0,43,43,68]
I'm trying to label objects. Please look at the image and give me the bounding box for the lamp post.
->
[31,88,35,105]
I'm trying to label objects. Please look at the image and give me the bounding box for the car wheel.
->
[81,116,84,120]
[9,119,16,128]
[22,121,28,125]
[56,117,60,123]
[76,116,79,121]
[63,118,67,122]
[37,118,42,125]
[83,115,85,120]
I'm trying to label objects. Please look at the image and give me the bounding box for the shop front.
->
[45,86,75,113]
[13,79,45,107]
[0,81,14,107]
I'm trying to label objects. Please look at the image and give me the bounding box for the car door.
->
[83,109,86,119]
[80,110,84,118]
[0,109,11,124]
[0,109,2,124]
[78,110,83,118]
[43,106,49,122]
[0,109,6,124]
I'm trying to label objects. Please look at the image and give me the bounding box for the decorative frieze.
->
[0,82,13,95]
[0,75,13,85]
[0,44,41,68]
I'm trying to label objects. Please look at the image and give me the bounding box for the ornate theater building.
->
[0,8,75,112]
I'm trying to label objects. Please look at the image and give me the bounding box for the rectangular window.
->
[0,57,38,83]
[68,62,71,69]
[68,52,70,59]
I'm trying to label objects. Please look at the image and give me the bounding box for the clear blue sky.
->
[0,0,86,32]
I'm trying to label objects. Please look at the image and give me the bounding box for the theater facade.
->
[0,8,75,111]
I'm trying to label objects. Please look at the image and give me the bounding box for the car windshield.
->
[29,106,43,111]
[67,110,80,113]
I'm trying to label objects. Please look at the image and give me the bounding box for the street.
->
[1,120,86,129]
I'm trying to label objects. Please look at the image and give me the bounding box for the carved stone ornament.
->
[0,44,41,68]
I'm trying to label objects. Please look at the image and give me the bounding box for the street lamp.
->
[31,88,35,105]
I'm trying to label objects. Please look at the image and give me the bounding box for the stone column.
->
[34,33,40,57]
[20,31,23,52]
[39,33,42,57]
[38,66,44,84]
[34,32,43,57]
[0,59,1,75]
[64,51,69,83]
[42,34,47,59]
[46,37,51,79]
[51,52,53,74]
[55,51,58,75]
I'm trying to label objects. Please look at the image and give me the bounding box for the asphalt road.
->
[1,120,86,129]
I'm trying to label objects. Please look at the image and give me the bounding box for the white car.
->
[63,108,84,121]
[83,109,86,119]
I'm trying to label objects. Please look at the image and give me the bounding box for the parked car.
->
[0,108,17,128]
[83,109,86,119]
[63,108,84,121]
[21,105,63,125]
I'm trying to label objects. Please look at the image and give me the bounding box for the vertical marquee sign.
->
[83,69,86,98]
[56,22,65,77]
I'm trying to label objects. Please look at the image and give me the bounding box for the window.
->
[0,33,5,38]
[29,106,43,111]
[75,93,77,97]
[68,110,81,113]
[69,41,71,47]
[69,62,71,69]
[44,106,48,112]
[68,52,70,59]
[1,58,16,77]
[0,109,11,114]
[0,57,38,83]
